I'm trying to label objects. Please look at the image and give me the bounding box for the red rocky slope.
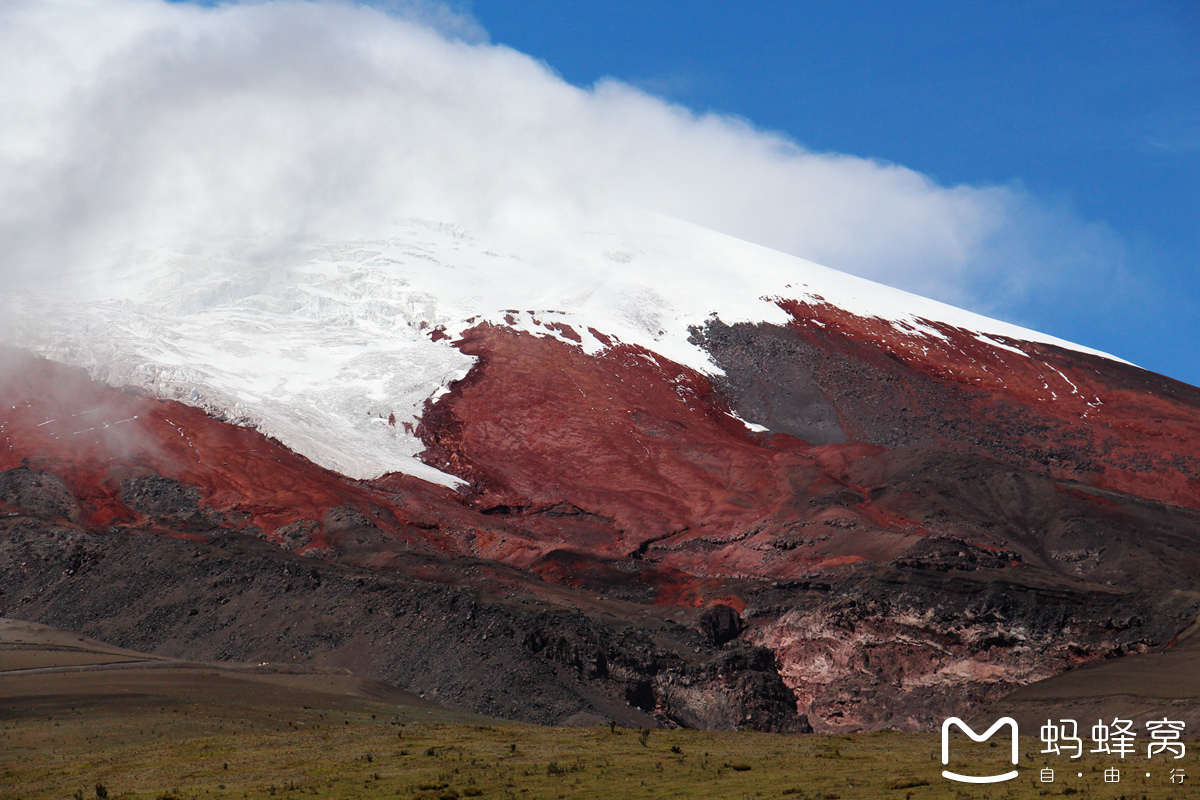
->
[0,346,809,731]
[408,308,1200,729]
[417,311,1200,592]
[4,292,1200,732]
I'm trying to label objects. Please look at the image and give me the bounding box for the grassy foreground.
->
[1,698,1196,800]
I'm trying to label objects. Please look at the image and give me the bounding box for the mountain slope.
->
[2,212,1199,732]
[1,212,1124,487]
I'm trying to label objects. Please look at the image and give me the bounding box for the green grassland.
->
[1,698,1195,800]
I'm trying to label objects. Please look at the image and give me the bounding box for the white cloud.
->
[0,0,1115,308]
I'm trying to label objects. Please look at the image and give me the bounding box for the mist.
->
[0,0,1116,308]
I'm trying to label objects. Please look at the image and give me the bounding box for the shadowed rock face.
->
[694,604,744,647]
[693,322,849,447]
[694,307,1200,511]
[0,513,809,732]
[119,475,220,531]
[0,466,80,523]
[2,292,1200,733]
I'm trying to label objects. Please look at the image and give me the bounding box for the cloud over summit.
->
[0,0,1111,307]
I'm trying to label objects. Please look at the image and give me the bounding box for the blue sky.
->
[465,0,1200,384]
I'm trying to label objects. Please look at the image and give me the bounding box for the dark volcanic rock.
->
[0,466,80,522]
[657,645,812,732]
[0,514,806,732]
[692,312,1200,511]
[119,475,219,531]
[322,505,377,535]
[689,322,848,446]
[694,603,745,646]
[890,536,1020,572]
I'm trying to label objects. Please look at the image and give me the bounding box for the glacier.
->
[1,211,1124,487]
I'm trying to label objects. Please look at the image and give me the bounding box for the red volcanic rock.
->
[418,323,799,541]
[0,348,456,556]
[0,345,816,732]
[416,315,1200,590]
[5,294,1200,733]
[766,300,1200,510]
[416,323,942,587]
[0,346,763,607]
[401,312,1200,730]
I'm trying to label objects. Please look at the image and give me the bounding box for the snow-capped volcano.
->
[4,207,1200,734]
[1,210,1122,487]
[6,0,1200,742]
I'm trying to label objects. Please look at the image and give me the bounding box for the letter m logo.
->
[941,717,1020,784]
